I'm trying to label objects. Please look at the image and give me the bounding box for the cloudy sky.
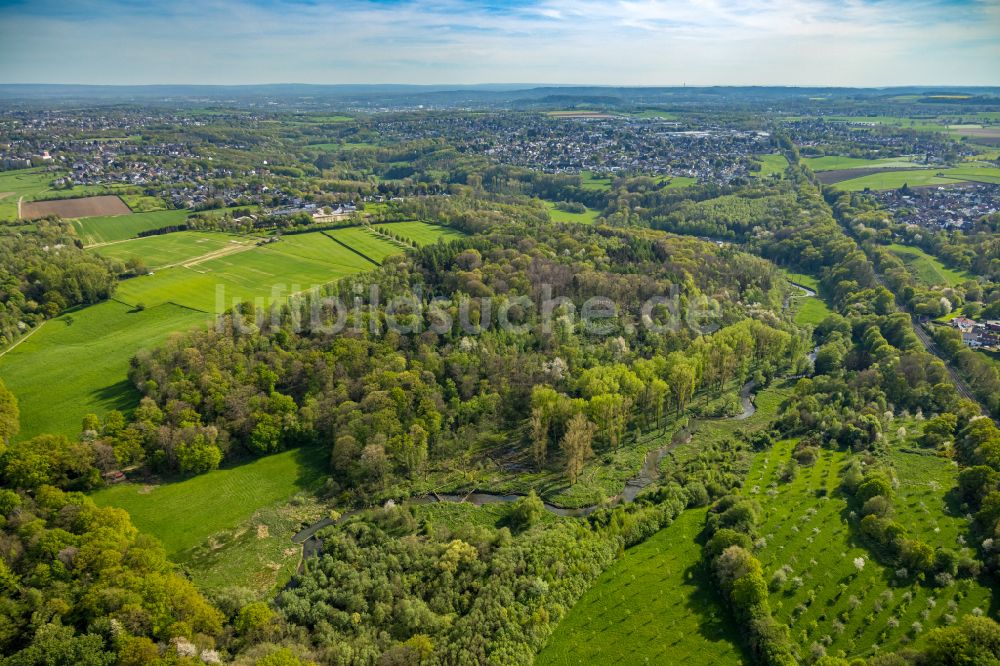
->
[0,0,997,86]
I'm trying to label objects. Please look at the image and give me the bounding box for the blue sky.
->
[0,0,997,85]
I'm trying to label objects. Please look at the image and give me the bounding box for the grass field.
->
[326,226,405,263]
[120,194,169,212]
[663,175,697,189]
[73,209,191,245]
[115,232,377,312]
[581,171,614,191]
[746,439,991,660]
[889,449,968,547]
[91,231,249,269]
[835,166,1000,191]
[793,298,833,327]
[0,168,62,220]
[544,201,601,224]
[756,154,790,177]
[537,508,746,666]
[781,270,832,326]
[91,446,328,557]
[178,495,326,597]
[803,156,918,171]
[0,300,210,439]
[887,243,973,287]
[379,221,466,245]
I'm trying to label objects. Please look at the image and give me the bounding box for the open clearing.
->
[91,231,254,270]
[756,154,790,177]
[746,439,991,660]
[887,243,973,287]
[537,508,746,666]
[0,300,210,439]
[544,201,601,224]
[21,194,131,220]
[91,446,328,558]
[781,270,833,326]
[379,221,467,245]
[115,232,378,312]
[581,171,614,190]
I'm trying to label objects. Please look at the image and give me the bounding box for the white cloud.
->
[0,0,997,85]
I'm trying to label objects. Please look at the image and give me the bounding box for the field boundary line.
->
[319,231,381,266]
[107,297,212,316]
[0,319,44,358]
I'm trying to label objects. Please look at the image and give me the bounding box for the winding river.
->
[291,379,758,553]
[291,281,820,556]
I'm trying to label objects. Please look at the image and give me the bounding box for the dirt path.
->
[173,241,255,270]
[0,320,45,359]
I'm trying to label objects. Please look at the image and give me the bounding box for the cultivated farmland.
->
[21,194,131,220]
[115,231,379,313]
[73,209,191,245]
[91,231,255,270]
[746,439,991,660]
[0,300,210,439]
[803,156,918,172]
[833,166,1000,191]
[325,225,404,263]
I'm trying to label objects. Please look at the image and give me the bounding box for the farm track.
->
[0,320,45,359]
[175,241,255,270]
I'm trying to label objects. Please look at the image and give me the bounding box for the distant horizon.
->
[2,82,1000,90]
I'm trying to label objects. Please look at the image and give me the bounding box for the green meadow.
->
[835,166,1000,191]
[781,270,833,326]
[91,231,251,269]
[326,226,404,263]
[663,175,697,189]
[887,243,973,287]
[115,232,377,312]
[0,300,210,439]
[757,154,790,177]
[580,171,614,190]
[119,194,169,212]
[380,221,467,245]
[544,201,601,224]
[537,508,746,666]
[91,446,328,557]
[0,168,65,220]
[73,209,190,245]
